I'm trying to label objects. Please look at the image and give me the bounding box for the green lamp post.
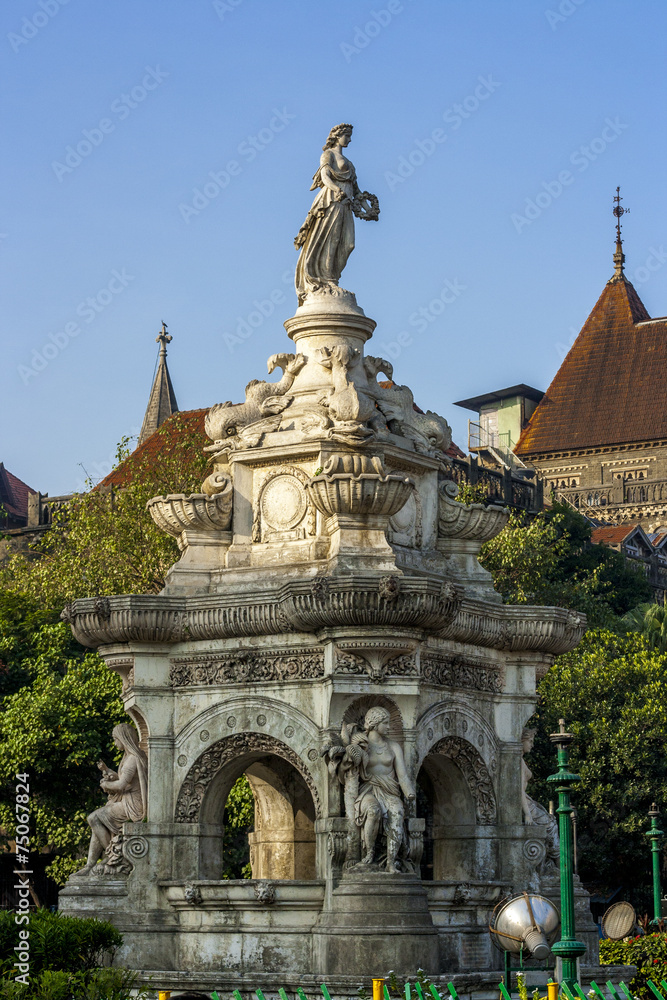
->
[646,803,663,926]
[547,719,586,990]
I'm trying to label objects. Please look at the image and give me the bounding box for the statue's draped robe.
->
[96,749,148,836]
[295,149,357,304]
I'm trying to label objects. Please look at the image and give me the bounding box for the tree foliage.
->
[526,629,667,909]
[624,597,667,653]
[0,420,209,882]
[0,592,126,883]
[1,416,209,605]
[479,502,652,625]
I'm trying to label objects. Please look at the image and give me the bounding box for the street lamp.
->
[547,718,586,990]
[646,803,663,927]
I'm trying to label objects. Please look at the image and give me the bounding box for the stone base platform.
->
[313,871,439,976]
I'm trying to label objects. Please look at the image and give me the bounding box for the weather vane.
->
[613,186,629,244]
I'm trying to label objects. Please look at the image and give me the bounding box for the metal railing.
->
[450,456,543,513]
[155,976,653,1000]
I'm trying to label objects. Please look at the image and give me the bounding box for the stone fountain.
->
[59,124,595,995]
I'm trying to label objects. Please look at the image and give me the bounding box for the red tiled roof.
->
[591,524,640,547]
[98,409,207,490]
[0,463,36,520]
[515,275,666,456]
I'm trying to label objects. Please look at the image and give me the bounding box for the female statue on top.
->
[294,123,379,306]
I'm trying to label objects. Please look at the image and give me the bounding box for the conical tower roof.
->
[138,323,179,447]
[515,247,667,457]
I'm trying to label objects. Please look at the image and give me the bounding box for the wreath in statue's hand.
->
[352,191,380,222]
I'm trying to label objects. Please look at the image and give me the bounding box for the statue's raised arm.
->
[294,123,379,306]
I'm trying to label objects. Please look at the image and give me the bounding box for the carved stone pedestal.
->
[313,871,439,976]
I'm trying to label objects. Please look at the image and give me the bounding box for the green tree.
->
[0,593,126,883]
[624,597,667,653]
[0,418,211,882]
[1,415,209,605]
[478,502,651,625]
[526,629,667,909]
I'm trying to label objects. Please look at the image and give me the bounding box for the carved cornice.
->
[170,648,324,686]
[175,732,321,822]
[62,584,585,655]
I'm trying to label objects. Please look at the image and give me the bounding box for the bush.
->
[600,932,667,998]
[0,910,122,978]
[0,967,148,999]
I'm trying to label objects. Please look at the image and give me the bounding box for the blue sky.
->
[2,0,666,495]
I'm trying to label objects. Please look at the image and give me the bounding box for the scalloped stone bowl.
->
[437,482,509,542]
[146,490,233,537]
[306,473,413,519]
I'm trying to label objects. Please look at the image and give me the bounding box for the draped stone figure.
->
[331,706,415,873]
[76,723,148,875]
[294,123,379,306]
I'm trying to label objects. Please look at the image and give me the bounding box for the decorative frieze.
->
[170,648,324,686]
[421,654,502,693]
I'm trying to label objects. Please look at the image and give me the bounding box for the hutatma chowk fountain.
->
[59,124,596,994]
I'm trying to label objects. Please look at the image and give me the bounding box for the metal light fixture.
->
[490,892,560,961]
[601,901,636,941]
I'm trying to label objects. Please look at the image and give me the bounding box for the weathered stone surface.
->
[59,126,592,984]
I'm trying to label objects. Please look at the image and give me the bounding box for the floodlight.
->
[489,892,560,961]
[601,901,636,941]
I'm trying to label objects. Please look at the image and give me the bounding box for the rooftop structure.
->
[511,190,667,530]
[137,322,179,447]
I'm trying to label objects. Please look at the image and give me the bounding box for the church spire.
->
[137,322,179,447]
[610,186,629,281]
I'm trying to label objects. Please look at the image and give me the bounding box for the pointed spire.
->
[137,322,179,447]
[610,186,629,281]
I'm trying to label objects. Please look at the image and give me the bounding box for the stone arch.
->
[428,736,496,824]
[125,706,149,753]
[416,736,498,881]
[175,732,321,881]
[175,731,322,824]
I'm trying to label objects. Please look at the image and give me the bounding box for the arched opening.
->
[417,752,476,881]
[416,737,497,882]
[178,735,319,881]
